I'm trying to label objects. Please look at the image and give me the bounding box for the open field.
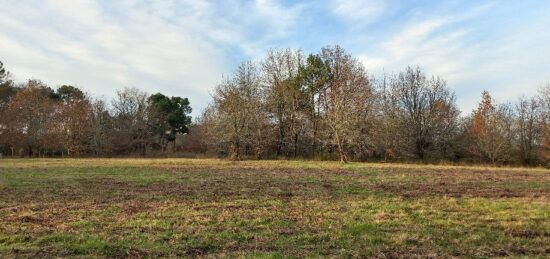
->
[0,159,549,257]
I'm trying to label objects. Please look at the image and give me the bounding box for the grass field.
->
[0,159,549,257]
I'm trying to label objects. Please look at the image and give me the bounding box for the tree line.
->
[198,46,550,166]
[1,45,549,166]
[0,61,192,157]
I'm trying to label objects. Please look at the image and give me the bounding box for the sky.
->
[1,0,549,117]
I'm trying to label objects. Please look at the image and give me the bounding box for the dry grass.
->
[0,158,549,257]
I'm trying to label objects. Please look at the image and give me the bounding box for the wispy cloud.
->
[331,0,388,25]
[0,0,548,115]
[354,1,550,112]
[0,0,308,115]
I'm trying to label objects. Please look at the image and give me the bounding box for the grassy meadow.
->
[0,158,549,257]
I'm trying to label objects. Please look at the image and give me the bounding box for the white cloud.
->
[0,0,306,116]
[254,0,305,37]
[359,17,467,79]
[1,0,548,116]
[331,0,388,24]
[355,3,550,113]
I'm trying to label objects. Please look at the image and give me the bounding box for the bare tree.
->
[111,87,149,155]
[373,74,407,160]
[209,61,268,160]
[90,98,114,156]
[391,66,459,160]
[537,83,550,164]
[262,48,305,157]
[514,96,543,165]
[319,46,374,162]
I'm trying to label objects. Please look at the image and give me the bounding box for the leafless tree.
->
[537,83,550,164]
[111,87,149,155]
[391,66,459,160]
[515,96,543,165]
[319,46,374,162]
[209,61,268,160]
[262,48,305,157]
[90,98,114,156]
[372,74,407,160]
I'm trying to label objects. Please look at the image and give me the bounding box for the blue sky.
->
[1,0,549,116]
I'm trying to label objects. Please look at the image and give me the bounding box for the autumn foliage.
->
[1,48,549,166]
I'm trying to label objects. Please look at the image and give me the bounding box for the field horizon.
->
[2,157,549,171]
[1,158,549,257]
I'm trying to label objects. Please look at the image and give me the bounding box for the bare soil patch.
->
[370,167,550,198]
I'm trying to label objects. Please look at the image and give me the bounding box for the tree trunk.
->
[311,95,317,157]
[255,129,262,160]
[334,131,347,163]
[277,123,284,157]
[229,140,240,161]
[293,133,299,158]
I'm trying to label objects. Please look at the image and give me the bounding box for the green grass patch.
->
[0,158,548,257]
